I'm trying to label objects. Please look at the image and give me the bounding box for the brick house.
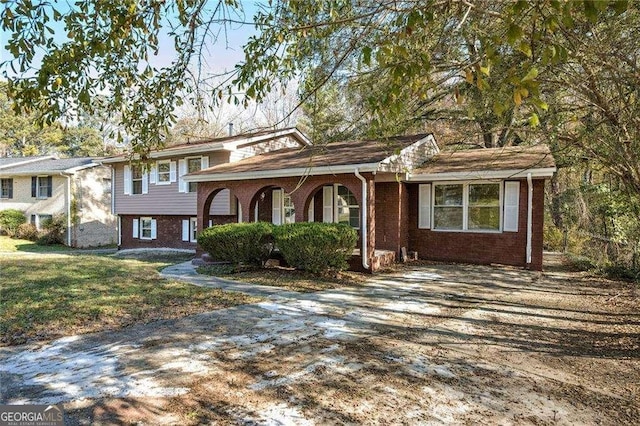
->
[0,156,117,247]
[103,128,555,270]
[183,132,556,271]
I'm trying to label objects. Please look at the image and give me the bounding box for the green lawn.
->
[0,251,261,346]
[0,235,73,253]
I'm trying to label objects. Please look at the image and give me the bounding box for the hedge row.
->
[198,222,358,273]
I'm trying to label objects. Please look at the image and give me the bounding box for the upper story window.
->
[1,178,13,199]
[187,157,201,193]
[31,176,52,199]
[157,160,171,184]
[131,166,143,195]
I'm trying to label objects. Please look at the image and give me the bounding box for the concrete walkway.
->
[1,256,638,425]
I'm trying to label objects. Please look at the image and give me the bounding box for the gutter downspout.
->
[526,173,533,266]
[61,172,72,247]
[354,169,370,270]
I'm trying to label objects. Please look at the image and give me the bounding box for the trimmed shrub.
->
[15,223,38,241]
[198,222,275,266]
[273,222,358,273]
[0,209,26,237]
[37,215,67,245]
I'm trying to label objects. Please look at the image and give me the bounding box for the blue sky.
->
[0,1,262,76]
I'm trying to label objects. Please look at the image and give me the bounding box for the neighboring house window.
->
[133,217,157,240]
[0,178,12,199]
[102,178,111,194]
[322,184,360,229]
[429,182,502,232]
[31,176,52,198]
[30,214,52,230]
[187,157,201,193]
[131,166,143,194]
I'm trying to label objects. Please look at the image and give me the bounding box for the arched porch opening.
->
[250,186,296,225]
[304,183,361,229]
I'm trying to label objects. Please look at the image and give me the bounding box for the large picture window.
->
[430,182,501,232]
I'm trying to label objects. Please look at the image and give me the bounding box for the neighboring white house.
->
[0,156,117,247]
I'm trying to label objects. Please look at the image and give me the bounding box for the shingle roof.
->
[100,127,310,163]
[188,134,431,176]
[413,145,555,174]
[0,157,97,175]
[0,155,55,169]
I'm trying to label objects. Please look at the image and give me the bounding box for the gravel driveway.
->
[1,253,638,425]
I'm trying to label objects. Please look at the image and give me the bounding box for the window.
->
[283,194,295,224]
[1,178,12,198]
[322,185,360,229]
[131,166,143,194]
[433,184,464,230]
[32,176,52,198]
[271,188,295,225]
[187,158,201,192]
[428,182,502,232]
[140,217,153,239]
[157,160,171,184]
[30,214,52,230]
[468,183,500,230]
[336,185,359,228]
[182,217,199,242]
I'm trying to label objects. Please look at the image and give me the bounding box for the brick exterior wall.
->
[375,182,409,255]
[406,179,545,270]
[119,214,236,250]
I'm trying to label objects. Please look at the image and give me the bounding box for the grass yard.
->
[0,236,73,253]
[0,251,261,346]
[197,264,367,292]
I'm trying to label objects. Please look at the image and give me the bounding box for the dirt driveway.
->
[1,253,638,425]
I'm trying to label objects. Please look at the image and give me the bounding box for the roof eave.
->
[408,167,557,181]
[184,163,380,182]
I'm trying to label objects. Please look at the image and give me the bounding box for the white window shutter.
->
[123,165,131,195]
[272,189,282,225]
[150,219,157,239]
[178,159,187,193]
[201,155,209,169]
[308,196,315,222]
[169,161,177,183]
[323,186,333,223]
[142,171,149,194]
[132,218,139,238]
[149,164,157,184]
[208,219,213,227]
[504,181,520,232]
[182,219,189,241]
[418,184,431,229]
